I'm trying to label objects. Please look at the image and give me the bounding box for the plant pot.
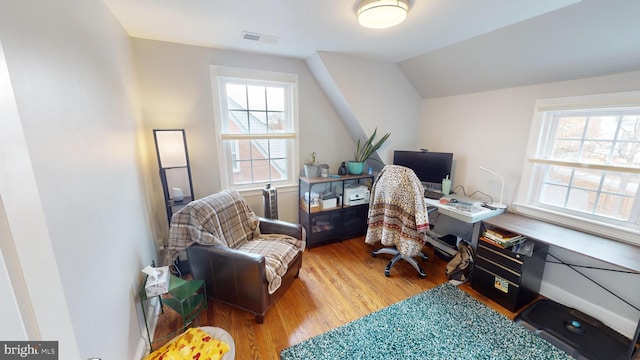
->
[347,161,365,175]
[304,164,320,178]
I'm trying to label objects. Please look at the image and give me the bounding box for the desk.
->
[424,198,504,255]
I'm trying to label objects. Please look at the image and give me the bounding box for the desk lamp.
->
[478,166,507,209]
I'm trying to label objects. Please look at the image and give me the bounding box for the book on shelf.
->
[485,228,521,240]
[481,233,526,248]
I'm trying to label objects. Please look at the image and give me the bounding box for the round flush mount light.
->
[357,0,409,29]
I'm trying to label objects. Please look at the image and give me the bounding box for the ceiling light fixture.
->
[357,0,409,29]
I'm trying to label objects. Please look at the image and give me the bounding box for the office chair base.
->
[372,248,427,278]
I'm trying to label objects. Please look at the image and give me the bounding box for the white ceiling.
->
[102,0,640,98]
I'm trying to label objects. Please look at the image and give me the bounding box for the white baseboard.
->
[540,282,638,339]
[135,296,161,360]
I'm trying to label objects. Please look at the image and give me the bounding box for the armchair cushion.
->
[236,236,301,293]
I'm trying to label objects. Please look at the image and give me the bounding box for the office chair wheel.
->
[384,269,390,277]
[371,251,377,257]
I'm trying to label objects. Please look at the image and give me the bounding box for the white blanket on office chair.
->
[365,165,430,257]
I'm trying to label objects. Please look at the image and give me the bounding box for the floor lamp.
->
[153,129,194,224]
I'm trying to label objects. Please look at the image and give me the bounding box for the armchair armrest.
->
[187,244,268,314]
[258,217,303,240]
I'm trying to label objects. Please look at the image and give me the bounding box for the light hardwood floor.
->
[154,237,519,359]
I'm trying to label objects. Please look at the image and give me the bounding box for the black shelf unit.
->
[299,174,374,248]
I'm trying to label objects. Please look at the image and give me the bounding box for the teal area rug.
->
[280,283,572,360]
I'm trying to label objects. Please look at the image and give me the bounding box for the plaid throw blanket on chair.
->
[167,189,303,294]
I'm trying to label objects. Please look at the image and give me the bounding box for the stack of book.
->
[480,228,526,248]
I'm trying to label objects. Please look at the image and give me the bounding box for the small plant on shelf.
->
[304,152,320,178]
[305,152,317,165]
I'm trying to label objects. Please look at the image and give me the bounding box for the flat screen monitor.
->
[393,150,453,188]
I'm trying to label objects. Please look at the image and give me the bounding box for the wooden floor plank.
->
[153,237,519,359]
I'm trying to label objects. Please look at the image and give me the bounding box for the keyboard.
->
[424,190,443,200]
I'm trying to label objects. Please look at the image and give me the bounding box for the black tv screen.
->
[393,150,453,186]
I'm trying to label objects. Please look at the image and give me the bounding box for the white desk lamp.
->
[478,166,507,209]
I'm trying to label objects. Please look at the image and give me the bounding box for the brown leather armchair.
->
[168,190,304,324]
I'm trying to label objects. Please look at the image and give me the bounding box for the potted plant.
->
[304,152,320,178]
[347,128,390,175]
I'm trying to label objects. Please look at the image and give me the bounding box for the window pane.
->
[551,140,581,161]
[566,188,596,213]
[268,138,287,161]
[556,116,586,139]
[226,84,247,110]
[571,168,603,191]
[248,111,267,133]
[585,116,617,140]
[270,159,287,181]
[252,159,271,182]
[613,142,640,166]
[602,172,639,195]
[619,116,640,141]
[544,165,571,186]
[228,110,249,134]
[540,183,567,207]
[617,116,640,166]
[232,161,253,185]
[268,112,285,132]
[582,140,613,164]
[247,85,266,110]
[595,193,632,220]
[267,87,285,111]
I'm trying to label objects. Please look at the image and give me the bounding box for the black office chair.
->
[365,165,431,278]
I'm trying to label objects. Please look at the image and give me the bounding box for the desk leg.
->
[470,222,481,249]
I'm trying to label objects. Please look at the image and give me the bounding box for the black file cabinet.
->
[471,224,548,312]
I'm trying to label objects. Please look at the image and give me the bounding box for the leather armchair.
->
[187,218,303,323]
[169,190,304,324]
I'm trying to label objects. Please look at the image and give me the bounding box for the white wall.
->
[131,39,355,234]
[0,1,156,358]
[307,52,422,166]
[421,70,640,337]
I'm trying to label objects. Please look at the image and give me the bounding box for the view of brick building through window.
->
[218,78,296,187]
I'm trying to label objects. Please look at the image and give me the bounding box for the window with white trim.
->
[211,66,298,190]
[516,92,640,244]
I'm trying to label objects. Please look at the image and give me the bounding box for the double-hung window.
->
[515,92,640,245]
[211,66,299,190]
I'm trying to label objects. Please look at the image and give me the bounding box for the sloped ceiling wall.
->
[399,0,640,99]
[306,52,422,168]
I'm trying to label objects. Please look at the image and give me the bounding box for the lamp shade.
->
[357,0,409,29]
[155,130,188,168]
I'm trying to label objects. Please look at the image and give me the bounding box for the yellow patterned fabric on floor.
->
[144,327,230,360]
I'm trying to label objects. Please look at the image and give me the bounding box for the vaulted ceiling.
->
[102,0,640,98]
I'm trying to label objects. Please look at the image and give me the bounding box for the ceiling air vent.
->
[241,31,279,44]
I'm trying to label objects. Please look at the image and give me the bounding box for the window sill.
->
[237,183,298,198]
[511,203,640,247]
[489,211,640,273]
